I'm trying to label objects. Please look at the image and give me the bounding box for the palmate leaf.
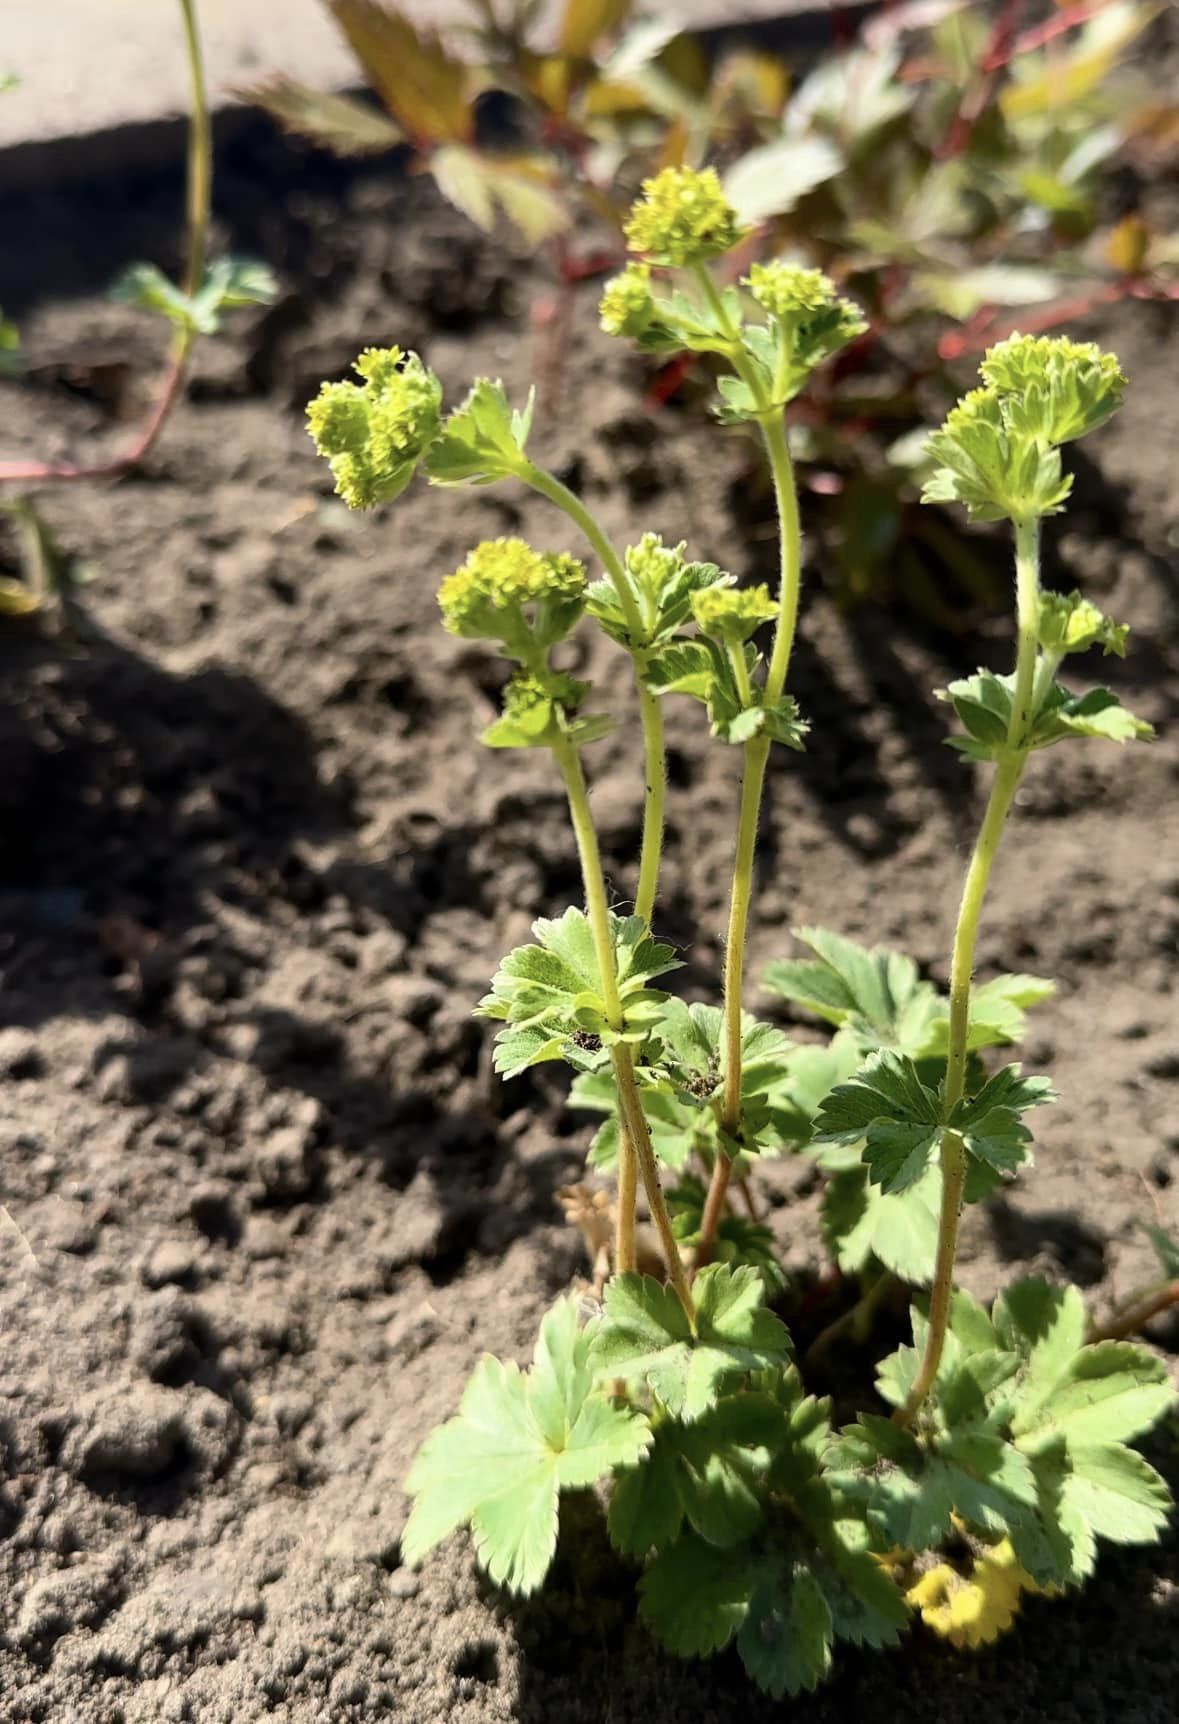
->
[843,1282,1176,1588]
[645,638,808,750]
[608,1391,784,1557]
[812,1050,942,1195]
[940,669,1153,762]
[426,377,534,486]
[402,1297,649,1594]
[431,146,569,246]
[668,1175,786,1292]
[245,77,404,154]
[815,1053,1052,1196]
[327,0,473,144]
[590,1267,791,1420]
[477,907,680,1076]
[820,1160,941,1285]
[112,257,276,336]
[765,928,1052,1062]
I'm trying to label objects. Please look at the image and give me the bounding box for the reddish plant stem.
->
[0,340,190,485]
[1088,1280,1179,1345]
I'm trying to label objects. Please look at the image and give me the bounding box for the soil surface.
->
[0,119,1177,1724]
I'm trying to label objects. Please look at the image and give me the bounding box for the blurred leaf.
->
[791,45,914,142]
[327,0,473,144]
[724,136,841,223]
[1000,2,1156,123]
[601,17,682,82]
[1105,214,1151,275]
[244,77,404,154]
[431,146,570,244]
[914,263,1061,320]
[0,309,20,377]
[558,0,630,60]
[710,49,789,131]
[2,498,94,613]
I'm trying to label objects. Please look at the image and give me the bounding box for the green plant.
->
[308,169,1173,1693]
[0,0,275,614]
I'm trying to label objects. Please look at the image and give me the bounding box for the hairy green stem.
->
[552,736,692,1319]
[520,459,667,923]
[701,397,803,1263]
[896,518,1043,1428]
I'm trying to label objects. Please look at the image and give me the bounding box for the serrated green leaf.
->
[738,1565,833,1697]
[403,1297,649,1593]
[478,907,680,1075]
[950,1063,1055,1178]
[1061,1443,1173,1546]
[591,1267,790,1420]
[246,76,405,153]
[426,377,533,486]
[608,1439,685,1559]
[764,926,931,1037]
[1014,1342,1174,1452]
[820,1162,940,1285]
[813,1050,942,1195]
[639,1533,752,1656]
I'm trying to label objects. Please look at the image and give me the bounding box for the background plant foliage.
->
[252,0,1177,615]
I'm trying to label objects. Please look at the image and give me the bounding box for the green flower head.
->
[599,263,657,339]
[922,386,1072,524]
[979,334,1126,444]
[745,261,837,319]
[1038,590,1129,659]
[692,583,777,644]
[625,532,688,595]
[624,166,746,268]
[438,537,587,656]
[307,346,442,509]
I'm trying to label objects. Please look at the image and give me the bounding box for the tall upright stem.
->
[700,404,803,1263]
[520,460,667,922]
[552,737,693,1320]
[896,515,1043,1428]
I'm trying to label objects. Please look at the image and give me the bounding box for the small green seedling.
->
[309,168,1174,1692]
[0,0,275,615]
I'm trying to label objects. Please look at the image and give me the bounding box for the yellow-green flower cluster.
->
[625,532,687,594]
[692,583,777,643]
[307,347,442,510]
[599,263,656,338]
[923,334,1126,523]
[745,261,837,319]
[624,166,745,268]
[438,537,587,649]
[1038,589,1128,658]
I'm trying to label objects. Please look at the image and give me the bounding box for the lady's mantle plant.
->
[308,169,1174,1693]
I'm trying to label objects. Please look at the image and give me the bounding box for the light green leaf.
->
[426,377,534,486]
[723,135,841,223]
[403,1297,649,1594]
[812,1050,942,1195]
[245,76,404,153]
[590,1267,791,1420]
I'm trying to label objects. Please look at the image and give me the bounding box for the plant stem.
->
[699,410,803,1264]
[635,685,665,926]
[896,518,1045,1428]
[805,1271,900,1367]
[520,459,667,924]
[551,736,692,1319]
[1087,1280,1179,1345]
[1010,516,1042,745]
[0,0,211,489]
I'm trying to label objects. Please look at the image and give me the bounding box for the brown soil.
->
[0,122,1177,1724]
